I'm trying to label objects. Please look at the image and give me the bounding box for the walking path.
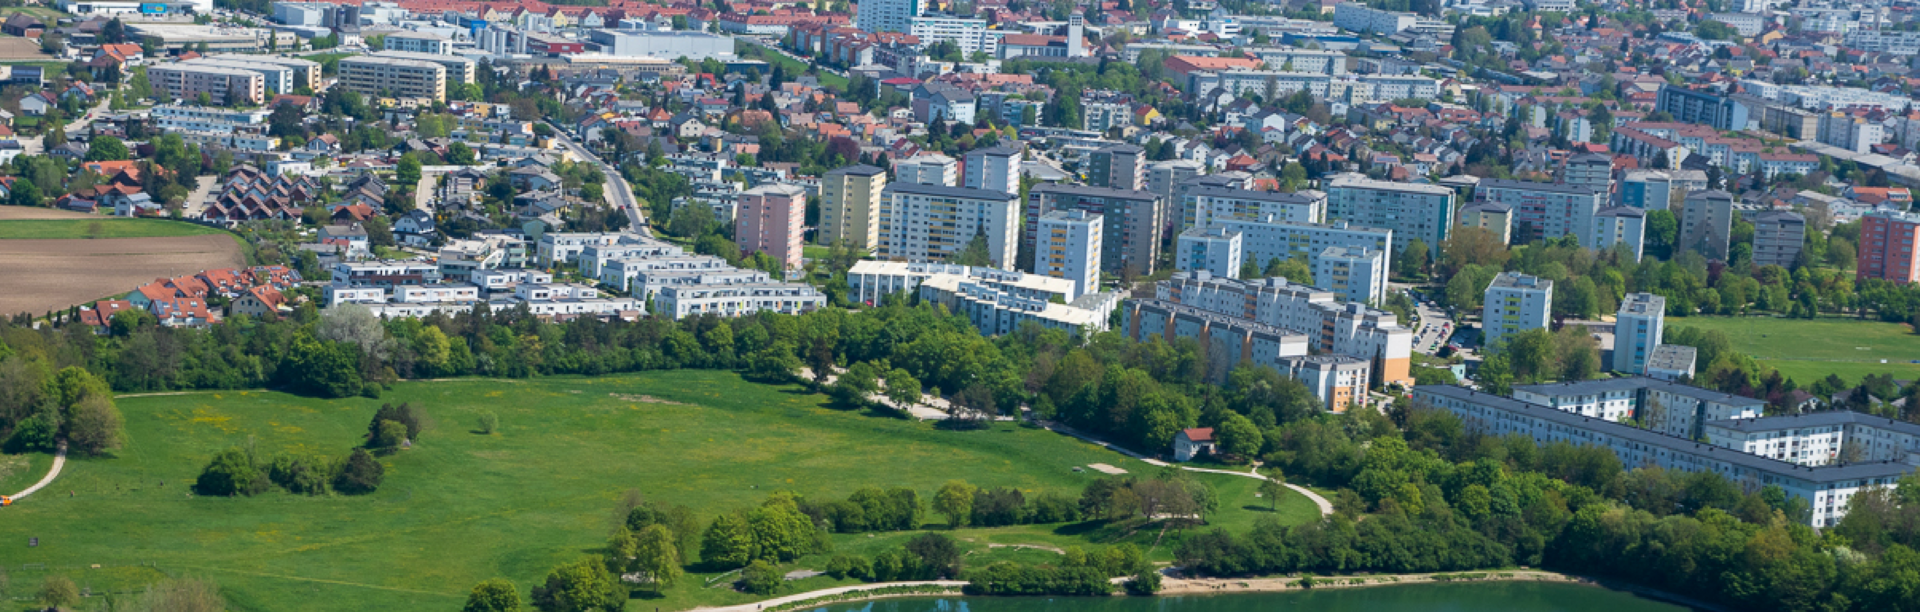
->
[1041,422,1334,518]
[693,580,966,612]
[7,442,67,502]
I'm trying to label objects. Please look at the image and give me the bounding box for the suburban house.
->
[18,92,52,116]
[229,286,289,318]
[78,300,138,334]
[394,209,437,247]
[1173,428,1216,462]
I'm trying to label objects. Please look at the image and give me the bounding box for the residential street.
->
[548,126,650,235]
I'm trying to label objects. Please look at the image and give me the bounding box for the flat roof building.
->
[339,55,448,102]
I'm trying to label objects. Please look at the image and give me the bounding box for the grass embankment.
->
[0,218,227,240]
[1669,316,1920,383]
[736,39,849,90]
[0,371,1317,610]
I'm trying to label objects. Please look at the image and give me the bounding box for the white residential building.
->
[963,145,1020,196]
[875,183,1020,268]
[1325,173,1453,257]
[848,261,1075,305]
[1207,216,1394,276]
[895,154,959,187]
[1127,271,1414,386]
[1313,246,1386,305]
[1183,187,1326,230]
[1481,271,1551,350]
[1612,293,1665,375]
[1175,226,1244,279]
[653,282,826,318]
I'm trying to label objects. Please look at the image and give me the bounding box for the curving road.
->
[694,581,966,612]
[1040,421,1334,517]
[547,126,651,236]
[7,441,67,503]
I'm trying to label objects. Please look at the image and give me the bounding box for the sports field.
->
[1667,316,1920,384]
[0,371,1317,610]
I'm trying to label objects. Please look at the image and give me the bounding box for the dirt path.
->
[7,442,67,502]
[1041,422,1335,517]
[690,580,967,612]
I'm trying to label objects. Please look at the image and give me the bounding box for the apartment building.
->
[819,164,886,250]
[1647,344,1698,381]
[1284,355,1371,413]
[179,57,295,94]
[1206,216,1394,275]
[1591,206,1647,261]
[1560,152,1612,192]
[1313,246,1386,305]
[1183,186,1325,230]
[148,63,265,106]
[384,30,454,54]
[1325,173,1453,256]
[1481,271,1551,351]
[1619,169,1676,210]
[918,274,1118,336]
[539,231,655,267]
[209,54,321,92]
[151,104,268,132]
[1033,209,1103,300]
[1475,179,1606,244]
[338,55,448,102]
[737,184,806,271]
[1143,271,1413,386]
[578,236,687,278]
[1613,293,1665,375]
[1027,184,1164,276]
[1680,190,1736,260]
[1751,210,1806,268]
[1458,201,1514,245]
[1706,412,1920,467]
[1415,384,1898,527]
[655,283,826,318]
[599,255,730,293]
[1087,143,1146,191]
[1122,297,1311,383]
[371,50,478,83]
[876,182,1020,268]
[1174,226,1243,279]
[963,145,1021,195]
[848,261,1075,306]
[895,154,959,187]
[1859,209,1920,284]
[1148,160,1205,203]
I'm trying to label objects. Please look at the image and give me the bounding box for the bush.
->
[368,402,423,441]
[824,555,855,579]
[39,575,80,609]
[740,560,782,595]
[966,562,1113,596]
[195,447,263,496]
[1125,568,1161,595]
[2,415,57,453]
[267,455,331,495]
[477,411,498,434]
[371,419,408,448]
[334,448,384,495]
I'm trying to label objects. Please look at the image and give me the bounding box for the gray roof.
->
[1417,385,1915,482]
[1753,210,1805,224]
[1478,178,1607,196]
[1187,185,1324,203]
[826,164,885,177]
[1596,206,1645,218]
[1706,410,1920,436]
[1095,143,1144,154]
[1647,344,1697,370]
[883,182,1015,201]
[1462,201,1512,213]
[1513,375,1764,407]
[1031,183,1159,201]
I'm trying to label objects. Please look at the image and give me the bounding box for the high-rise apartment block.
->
[818,165,886,250]
[1148,160,1205,203]
[148,63,266,106]
[1087,144,1146,191]
[1027,184,1164,276]
[1458,201,1514,245]
[876,183,1020,268]
[963,145,1021,195]
[1314,246,1386,305]
[1482,271,1552,350]
[1182,187,1325,230]
[737,184,806,272]
[1175,226,1243,279]
[854,0,920,33]
[896,154,959,187]
[338,55,448,102]
[1474,179,1607,244]
[1590,206,1647,261]
[1034,210,1103,300]
[1680,190,1736,260]
[1325,173,1453,256]
[1125,271,1414,387]
[1560,152,1613,192]
[1619,170,1676,210]
[1613,293,1665,374]
[1751,210,1806,268]
[1859,210,1920,284]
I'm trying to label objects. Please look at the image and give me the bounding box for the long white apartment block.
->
[894,154,959,187]
[579,236,688,277]
[152,104,270,133]
[371,50,479,83]
[654,282,826,319]
[338,55,448,102]
[1200,216,1393,275]
[1325,173,1453,257]
[1182,186,1326,230]
[848,261,1076,306]
[1706,411,1920,467]
[599,254,731,292]
[209,54,322,91]
[875,183,1020,269]
[1034,209,1103,301]
[1416,384,1904,527]
[917,275,1120,337]
[1140,271,1413,386]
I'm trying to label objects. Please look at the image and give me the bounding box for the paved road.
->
[1177,465,1336,517]
[1040,422,1334,518]
[548,127,650,235]
[21,96,113,156]
[7,442,67,503]
[694,581,967,612]
[1391,283,1454,355]
[182,175,217,218]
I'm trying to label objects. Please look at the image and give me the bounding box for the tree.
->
[85,136,131,162]
[194,447,259,496]
[905,532,964,578]
[334,448,384,494]
[464,579,523,612]
[40,31,62,56]
[531,557,623,612]
[9,176,40,207]
[1398,239,1431,278]
[628,524,684,590]
[701,511,754,569]
[39,575,79,610]
[1215,413,1262,458]
[1258,473,1288,511]
[65,393,122,454]
[397,152,423,188]
[447,141,477,165]
[886,369,922,411]
[934,480,978,528]
[740,559,782,595]
[372,419,408,448]
[102,18,126,44]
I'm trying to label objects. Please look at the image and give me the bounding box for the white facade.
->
[895,154,959,187]
[654,283,826,318]
[918,275,1118,336]
[854,0,918,33]
[1313,246,1385,306]
[1034,209,1102,301]
[1141,271,1414,386]
[909,16,994,57]
[152,104,269,133]
[1591,206,1648,261]
[1184,187,1326,230]
[1209,216,1394,278]
[848,261,1075,306]
[1481,271,1551,351]
[963,146,1020,196]
[1613,293,1665,375]
[1325,173,1453,257]
[1175,226,1244,279]
[384,31,454,54]
[875,183,1020,268]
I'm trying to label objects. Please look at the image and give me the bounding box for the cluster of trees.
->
[0,362,123,456]
[819,533,966,587]
[194,444,383,497]
[965,545,1148,596]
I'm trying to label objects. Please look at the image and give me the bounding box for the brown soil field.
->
[0,235,246,317]
[0,205,98,220]
[0,37,51,61]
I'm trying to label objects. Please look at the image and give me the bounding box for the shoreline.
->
[695,570,1728,612]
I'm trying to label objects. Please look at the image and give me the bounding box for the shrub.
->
[195,447,263,496]
[334,448,384,495]
[1125,568,1161,595]
[477,411,498,434]
[371,419,408,448]
[740,560,782,595]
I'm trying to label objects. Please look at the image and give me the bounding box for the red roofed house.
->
[78,300,137,334]
[1174,428,1216,462]
[230,285,288,318]
[1163,55,1263,84]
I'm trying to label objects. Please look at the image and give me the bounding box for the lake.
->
[796,582,1699,612]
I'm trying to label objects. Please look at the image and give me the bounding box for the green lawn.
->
[738,40,849,90]
[1668,316,1920,385]
[0,218,227,239]
[0,372,1316,610]
[0,7,71,19]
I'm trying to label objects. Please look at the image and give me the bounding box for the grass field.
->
[0,218,227,240]
[0,372,1318,611]
[738,40,849,90]
[1668,316,1920,384]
